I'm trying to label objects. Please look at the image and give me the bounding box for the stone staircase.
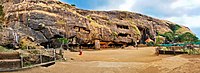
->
[0,52,21,71]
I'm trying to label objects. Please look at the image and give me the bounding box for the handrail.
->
[0,49,59,72]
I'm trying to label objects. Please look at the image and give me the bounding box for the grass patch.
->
[56,20,66,25]
[129,21,141,36]
[0,46,13,52]
[0,5,4,24]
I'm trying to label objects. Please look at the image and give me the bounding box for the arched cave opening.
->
[138,27,150,44]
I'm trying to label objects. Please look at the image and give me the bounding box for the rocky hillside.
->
[0,0,194,49]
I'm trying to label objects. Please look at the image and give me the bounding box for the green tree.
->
[177,32,198,42]
[170,24,181,33]
[164,32,175,42]
[161,32,174,42]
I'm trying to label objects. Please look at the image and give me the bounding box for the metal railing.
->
[0,49,61,72]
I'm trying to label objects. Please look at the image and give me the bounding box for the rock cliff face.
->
[0,0,193,48]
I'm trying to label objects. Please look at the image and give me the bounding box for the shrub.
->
[0,5,3,16]
[170,24,181,33]
[0,46,13,52]
[56,20,66,25]
[170,24,181,32]
[147,41,155,46]
[19,37,38,50]
[71,4,76,7]
[57,38,69,44]
[177,32,199,42]
[161,32,174,42]
[0,46,8,52]
[0,5,4,23]
[155,36,165,44]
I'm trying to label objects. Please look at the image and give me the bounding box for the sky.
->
[61,0,200,38]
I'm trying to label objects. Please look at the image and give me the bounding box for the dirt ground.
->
[3,47,200,73]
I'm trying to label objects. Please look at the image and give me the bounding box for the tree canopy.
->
[161,32,174,42]
[177,32,199,42]
[170,24,181,33]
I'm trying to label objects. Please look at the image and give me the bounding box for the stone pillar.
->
[95,40,100,49]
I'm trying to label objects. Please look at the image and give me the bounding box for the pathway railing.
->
[0,49,61,72]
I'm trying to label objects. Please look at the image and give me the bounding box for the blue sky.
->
[61,0,200,38]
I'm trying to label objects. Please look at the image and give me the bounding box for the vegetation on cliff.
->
[177,32,198,42]
[0,5,4,24]
[161,30,198,43]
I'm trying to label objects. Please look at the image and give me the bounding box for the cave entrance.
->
[40,34,64,49]
[138,27,150,44]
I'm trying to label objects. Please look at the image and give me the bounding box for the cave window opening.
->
[118,33,131,37]
[39,1,46,4]
[117,25,129,29]
[19,14,23,22]
[74,26,90,34]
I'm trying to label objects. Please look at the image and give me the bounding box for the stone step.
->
[0,52,20,59]
[0,59,21,69]
[0,59,21,62]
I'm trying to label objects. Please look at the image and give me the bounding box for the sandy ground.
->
[3,47,200,73]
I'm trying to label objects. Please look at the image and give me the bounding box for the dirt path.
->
[3,47,200,73]
[64,47,171,62]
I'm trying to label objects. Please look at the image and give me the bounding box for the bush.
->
[0,5,3,16]
[56,20,66,25]
[0,5,4,23]
[161,32,174,42]
[155,36,165,44]
[0,46,13,52]
[0,46,8,52]
[71,4,76,7]
[147,41,155,46]
[170,24,181,33]
[57,38,69,44]
[177,32,199,42]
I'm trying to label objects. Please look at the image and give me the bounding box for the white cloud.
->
[166,15,200,28]
[95,0,200,28]
[96,0,135,11]
[171,0,200,9]
[118,0,135,11]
